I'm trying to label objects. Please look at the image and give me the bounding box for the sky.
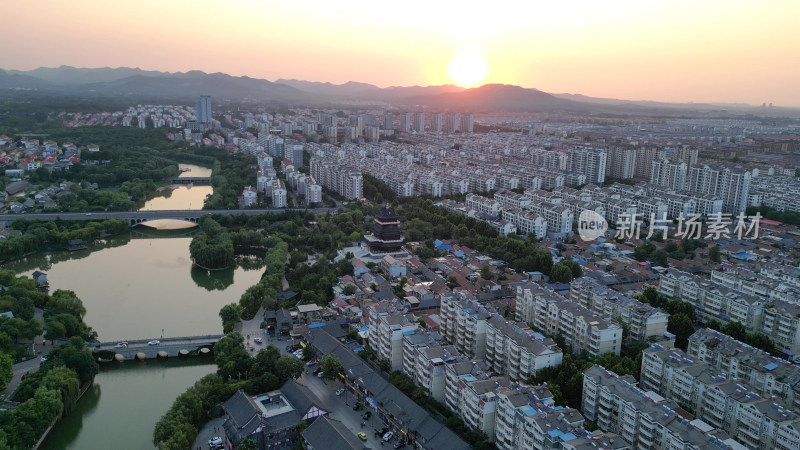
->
[2,0,799,106]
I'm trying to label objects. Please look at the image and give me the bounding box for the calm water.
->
[40,359,216,450]
[6,234,263,341]
[140,163,213,211]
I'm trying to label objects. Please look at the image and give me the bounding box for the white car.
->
[383,431,394,441]
[254,337,263,344]
[208,436,223,447]
[147,340,160,346]
[335,388,345,396]
[40,356,48,363]
[115,342,128,348]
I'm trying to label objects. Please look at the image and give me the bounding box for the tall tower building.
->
[605,147,637,179]
[634,146,666,178]
[413,112,425,133]
[569,148,607,185]
[383,112,393,130]
[196,95,212,127]
[650,159,687,191]
[399,113,412,133]
[444,113,460,133]
[430,113,442,133]
[460,113,474,133]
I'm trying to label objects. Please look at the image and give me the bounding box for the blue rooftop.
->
[518,405,538,416]
[533,332,546,340]
[402,330,416,336]
[764,363,778,371]
[547,430,564,438]
[561,433,578,442]
[309,322,326,329]
[463,375,477,382]
[358,325,369,332]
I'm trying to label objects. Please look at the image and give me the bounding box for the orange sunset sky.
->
[2,0,799,106]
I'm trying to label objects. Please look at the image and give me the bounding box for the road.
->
[2,357,41,401]
[0,207,336,223]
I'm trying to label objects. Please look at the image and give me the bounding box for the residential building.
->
[485,315,563,382]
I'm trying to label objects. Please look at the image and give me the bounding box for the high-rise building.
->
[568,147,607,184]
[634,146,666,178]
[288,143,304,168]
[399,112,412,133]
[650,159,687,191]
[605,147,637,179]
[459,113,474,133]
[430,113,442,133]
[687,165,752,214]
[196,95,212,126]
[383,112,393,130]
[413,112,425,133]
[444,113,460,133]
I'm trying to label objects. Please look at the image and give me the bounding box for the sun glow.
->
[447,50,489,87]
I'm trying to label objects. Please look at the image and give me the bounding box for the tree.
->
[320,354,344,381]
[219,303,243,333]
[651,249,669,267]
[44,321,67,344]
[721,321,747,342]
[746,332,774,353]
[550,264,573,283]
[302,346,314,360]
[343,285,356,296]
[480,265,493,280]
[668,313,695,349]
[0,353,12,391]
[709,245,721,263]
[239,439,257,450]
[46,290,87,319]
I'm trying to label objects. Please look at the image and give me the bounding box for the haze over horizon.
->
[2,0,799,106]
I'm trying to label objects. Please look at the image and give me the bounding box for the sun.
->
[447,50,489,87]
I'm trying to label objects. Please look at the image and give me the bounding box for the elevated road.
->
[0,207,335,226]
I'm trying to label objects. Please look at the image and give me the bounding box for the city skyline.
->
[2,0,799,106]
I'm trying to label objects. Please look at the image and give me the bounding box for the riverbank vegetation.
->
[152,334,304,449]
[0,219,130,263]
[0,337,98,449]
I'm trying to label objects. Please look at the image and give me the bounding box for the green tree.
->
[668,313,695,349]
[302,346,314,360]
[219,303,243,334]
[46,290,87,319]
[709,245,721,263]
[320,354,344,381]
[44,320,67,344]
[745,332,775,353]
[651,249,669,267]
[239,439,257,450]
[550,264,573,283]
[0,353,13,391]
[343,285,356,296]
[480,265,493,280]
[721,321,747,342]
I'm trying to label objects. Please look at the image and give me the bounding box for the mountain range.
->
[0,66,782,114]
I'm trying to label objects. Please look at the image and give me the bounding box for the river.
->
[40,359,216,450]
[4,163,260,448]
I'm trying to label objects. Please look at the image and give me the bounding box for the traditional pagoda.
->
[365,205,404,253]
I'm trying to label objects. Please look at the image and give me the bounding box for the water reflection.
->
[190,266,235,291]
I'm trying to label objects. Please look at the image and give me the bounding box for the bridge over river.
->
[0,207,334,227]
[92,334,225,362]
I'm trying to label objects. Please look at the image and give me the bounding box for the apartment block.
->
[605,147,637,180]
[516,284,622,357]
[368,302,419,371]
[439,295,490,359]
[570,278,669,341]
[485,315,563,383]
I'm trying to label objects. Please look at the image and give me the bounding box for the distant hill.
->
[7,65,170,85]
[275,79,465,101]
[0,69,52,89]
[410,84,579,112]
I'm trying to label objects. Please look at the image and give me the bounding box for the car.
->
[362,411,371,420]
[285,345,293,351]
[316,371,324,377]
[393,442,404,449]
[115,342,128,348]
[147,340,160,346]
[353,403,360,411]
[306,361,315,366]
[357,432,367,441]
[208,436,223,447]
[254,337,263,344]
[335,388,345,396]
[85,213,92,216]
[40,356,48,363]
[383,431,394,441]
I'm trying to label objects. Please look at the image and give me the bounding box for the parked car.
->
[362,411,372,420]
[115,341,128,348]
[208,436,223,447]
[335,388,345,396]
[147,340,160,346]
[383,431,394,442]
[40,356,48,363]
[254,337,263,344]
[306,361,315,366]
[357,432,367,441]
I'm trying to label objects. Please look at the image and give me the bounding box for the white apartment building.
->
[368,302,418,371]
[271,180,287,208]
[583,365,745,450]
[484,315,563,383]
[242,186,257,207]
[466,193,500,217]
[650,159,687,191]
[516,285,622,357]
[605,147,637,180]
[528,202,573,239]
[501,208,547,239]
[570,278,669,342]
[439,295,489,360]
